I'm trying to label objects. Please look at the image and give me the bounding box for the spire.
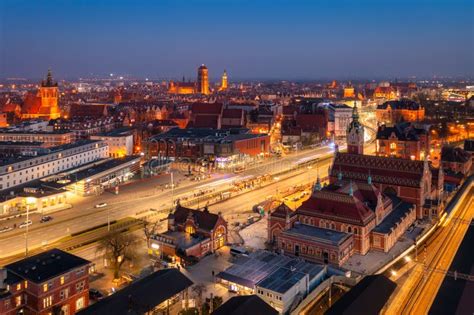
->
[337,167,343,181]
[42,68,56,87]
[348,181,354,197]
[314,171,322,192]
[352,103,360,122]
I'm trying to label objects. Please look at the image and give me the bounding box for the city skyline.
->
[1,0,473,80]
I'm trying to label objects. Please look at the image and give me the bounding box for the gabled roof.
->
[173,204,221,232]
[223,108,244,119]
[331,153,426,188]
[192,115,220,129]
[376,122,428,141]
[441,146,471,163]
[212,295,278,315]
[78,269,193,315]
[191,102,223,115]
[464,139,474,152]
[270,203,295,219]
[297,183,376,225]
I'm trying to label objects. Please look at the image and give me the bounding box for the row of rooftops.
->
[149,127,268,144]
[0,139,104,167]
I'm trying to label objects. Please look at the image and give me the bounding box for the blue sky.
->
[1,0,473,80]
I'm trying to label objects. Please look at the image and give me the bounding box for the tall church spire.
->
[347,103,364,155]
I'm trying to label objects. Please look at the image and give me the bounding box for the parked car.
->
[19,220,32,228]
[0,226,13,233]
[40,216,53,223]
[89,289,104,301]
[95,202,108,208]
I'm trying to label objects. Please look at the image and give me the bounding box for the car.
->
[19,220,32,228]
[95,202,108,208]
[0,226,13,233]
[40,216,53,223]
[89,288,104,301]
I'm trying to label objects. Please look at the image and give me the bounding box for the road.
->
[0,143,353,259]
[383,186,474,315]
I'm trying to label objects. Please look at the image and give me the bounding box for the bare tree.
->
[98,231,139,279]
[191,284,207,314]
[143,219,160,248]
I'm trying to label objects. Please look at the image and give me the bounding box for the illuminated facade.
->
[22,70,61,120]
[376,99,425,124]
[168,80,197,94]
[197,64,210,95]
[343,86,355,98]
[219,70,228,91]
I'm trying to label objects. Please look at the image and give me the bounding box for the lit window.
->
[390,143,396,149]
[43,283,48,292]
[24,281,28,289]
[43,296,52,308]
[16,283,21,291]
[60,276,65,285]
[76,297,85,311]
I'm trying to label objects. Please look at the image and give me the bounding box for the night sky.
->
[1,0,473,80]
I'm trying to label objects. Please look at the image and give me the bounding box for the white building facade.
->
[0,140,108,191]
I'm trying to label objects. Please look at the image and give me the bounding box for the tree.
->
[98,231,139,279]
[202,296,223,315]
[191,284,207,314]
[143,219,160,248]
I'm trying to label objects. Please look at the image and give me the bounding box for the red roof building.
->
[268,180,416,266]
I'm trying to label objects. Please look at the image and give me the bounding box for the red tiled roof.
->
[297,187,375,225]
[192,115,219,129]
[173,205,220,232]
[331,153,426,188]
[69,104,106,118]
[222,108,244,119]
[22,92,42,114]
[191,102,223,115]
[271,203,295,219]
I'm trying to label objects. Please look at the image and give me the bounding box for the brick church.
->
[268,105,443,266]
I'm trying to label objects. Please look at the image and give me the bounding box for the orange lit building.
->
[376,99,425,124]
[373,86,398,99]
[376,122,430,160]
[168,80,197,94]
[22,70,61,120]
[218,70,228,91]
[343,86,355,98]
[197,64,210,95]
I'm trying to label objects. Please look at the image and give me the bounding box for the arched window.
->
[348,226,352,233]
[353,227,358,235]
[331,223,335,230]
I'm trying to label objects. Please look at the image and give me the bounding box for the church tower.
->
[39,69,60,119]
[347,104,364,154]
[219,70,228,91]
[197,64,210,95]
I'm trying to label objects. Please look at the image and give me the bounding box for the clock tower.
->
[347,104,364,155]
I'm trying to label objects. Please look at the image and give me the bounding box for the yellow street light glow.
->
[404,256,411,263]
[391,270,397,277]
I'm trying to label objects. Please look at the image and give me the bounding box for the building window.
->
[43,296,53,308]
[16,283,21,291]
[60,276,65,285]
[43,283,48,292]
[75,297,84,311]
[185,225,195,234]
[24,281,28,289]
[15,295,21,307]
